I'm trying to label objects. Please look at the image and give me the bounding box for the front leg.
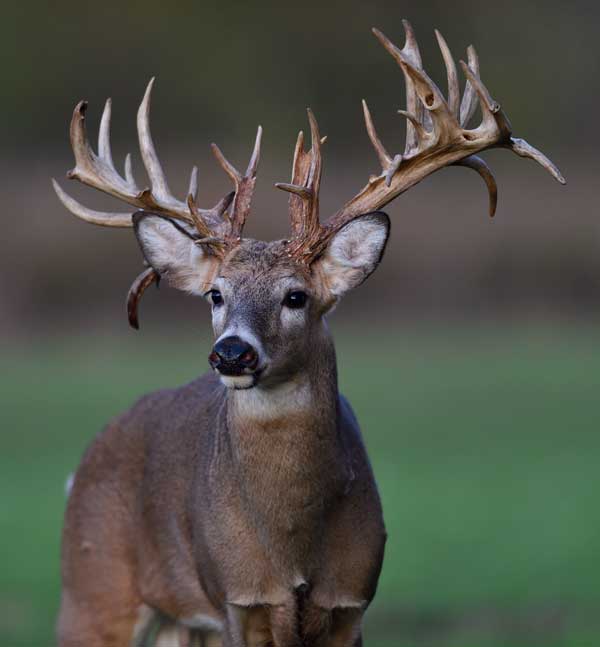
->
[224,603,274,647]
[323,607,363,647]
[223,604,246,647]
[300,603,363,647]
[269,602,302,647]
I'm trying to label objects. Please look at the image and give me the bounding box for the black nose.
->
[209,336,258,375]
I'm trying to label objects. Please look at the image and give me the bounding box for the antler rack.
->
[276,20,565,264]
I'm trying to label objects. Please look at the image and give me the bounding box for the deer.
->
[52,20,564,647]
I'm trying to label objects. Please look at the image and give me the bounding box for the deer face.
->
[134,212,390,390]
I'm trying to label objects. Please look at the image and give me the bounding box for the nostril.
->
[239,349,258,368]
[208,350,220,367]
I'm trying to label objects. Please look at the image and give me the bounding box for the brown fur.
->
[58,236,387,647]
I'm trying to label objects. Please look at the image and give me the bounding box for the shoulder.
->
[122,371,223,427]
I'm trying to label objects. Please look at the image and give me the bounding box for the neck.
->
[221,325,350,501]
[226,325,339,430]
[217,328,351,567]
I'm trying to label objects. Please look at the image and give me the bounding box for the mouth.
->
[217,367,265,390]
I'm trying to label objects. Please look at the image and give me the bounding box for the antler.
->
[277,20,565,264]
[275,110,327,260]
[52,78,262,252]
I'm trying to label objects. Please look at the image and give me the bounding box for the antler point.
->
[144,77,155,96]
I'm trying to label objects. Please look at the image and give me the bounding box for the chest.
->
[195,421,351,597]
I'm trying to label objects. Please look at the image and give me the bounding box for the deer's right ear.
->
[314,211,390,300]
[133,212,221,295]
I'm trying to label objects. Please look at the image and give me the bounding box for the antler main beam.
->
[277,20,565,264]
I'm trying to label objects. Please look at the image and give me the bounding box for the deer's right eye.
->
[209,290,223,306]
[283,290,307,309]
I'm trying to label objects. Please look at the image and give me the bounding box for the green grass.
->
[2,324,600,646]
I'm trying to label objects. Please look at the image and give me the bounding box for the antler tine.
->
[275,129,312,236]
[211,125,263,242]
[459,46,480,127]
[394,20,424,153]
[52,178,133,227]
[276,183,312,199]
[362,100,392,169]
[306,109,322,218]
[459,60,521,147]
[293,129,305,172]
[124,153,137,189]
[246,125,263,178]
[435,29,460,118]
[454,155,498,217]
[188,166,199,202]
[211,191,236,218]
[459,61,501,123]
[397,110,429,144]
[362,100,403,187]
[509,138,566,184]
[211,142,243,187]
[137,78,172,203]
[98,98,116,171]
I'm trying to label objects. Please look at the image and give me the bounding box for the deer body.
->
[60,242,385,647]
[53,19,563,647]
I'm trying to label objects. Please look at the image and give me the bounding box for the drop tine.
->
[455,154,498,217]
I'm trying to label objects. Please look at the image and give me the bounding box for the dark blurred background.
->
[1,1,599,646]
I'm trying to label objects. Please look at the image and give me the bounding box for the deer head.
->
[53,21,564,390]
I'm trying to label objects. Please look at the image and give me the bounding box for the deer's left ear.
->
[314,211,390,299]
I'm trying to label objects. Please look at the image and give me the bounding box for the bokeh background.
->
[1,1,599,645]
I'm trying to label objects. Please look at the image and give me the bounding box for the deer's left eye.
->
[283,291,307,309]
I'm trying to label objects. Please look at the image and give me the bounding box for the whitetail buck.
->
[52,20,564,647]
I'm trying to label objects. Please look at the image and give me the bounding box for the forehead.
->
[219,239,310,286]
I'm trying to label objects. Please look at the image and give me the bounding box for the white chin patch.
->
[219,374,256,390]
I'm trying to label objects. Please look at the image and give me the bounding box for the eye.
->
[283,290,307,309]
[208,289,223,306]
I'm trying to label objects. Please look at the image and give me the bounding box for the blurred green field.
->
[2,324,600,646]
